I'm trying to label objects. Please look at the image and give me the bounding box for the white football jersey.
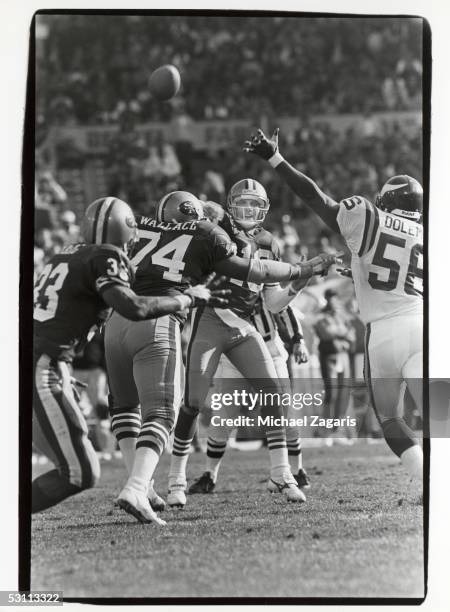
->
[336,195,423,324]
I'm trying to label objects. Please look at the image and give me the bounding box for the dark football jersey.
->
[131,215,236,297]
[34,243,133,361]
[219,215,282,317]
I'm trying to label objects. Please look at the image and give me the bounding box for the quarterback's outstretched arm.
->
[102,282,229,321]
[243,128,340,233]
[214,252,340,284]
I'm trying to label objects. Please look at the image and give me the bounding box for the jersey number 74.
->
[132,230,193,282]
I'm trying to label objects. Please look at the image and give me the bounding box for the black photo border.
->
[20,8,431,605]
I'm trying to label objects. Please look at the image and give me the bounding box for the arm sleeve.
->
[214,255,299,283]
[88,247,134,295]
[262,284,297,313]
[261,236,283,288]
[336,196,379,256]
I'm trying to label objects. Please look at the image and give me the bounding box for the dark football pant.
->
[172,307,287,461]
[32,352,100,513]
[104,312,183,457]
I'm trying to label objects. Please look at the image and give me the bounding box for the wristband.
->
[175,295,193,310]
[292,334,304,343]
[298,263,313,279]
[268,151,284,168]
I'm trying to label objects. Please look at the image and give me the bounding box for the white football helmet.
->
[226,178,270,230]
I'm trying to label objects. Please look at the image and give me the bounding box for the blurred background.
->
[33,14,423,449]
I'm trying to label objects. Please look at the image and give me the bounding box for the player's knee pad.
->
[381,417,419,458]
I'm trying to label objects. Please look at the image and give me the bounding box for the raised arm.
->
[243,128,341,233]
[214,252,341,284]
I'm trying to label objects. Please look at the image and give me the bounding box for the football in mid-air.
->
[149,64,181,101]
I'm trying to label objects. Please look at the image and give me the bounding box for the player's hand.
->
[184,274,231,308]
[243,128,279,160]
[337,267,353,279]
[301,251,344,277]
[293,339,309,364]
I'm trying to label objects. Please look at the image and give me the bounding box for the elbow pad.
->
[247,258,300,284]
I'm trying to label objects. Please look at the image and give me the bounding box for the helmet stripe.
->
[380,182,408,196]
[95,197,114,244]
[91,201,102,244]
[156,194,170,223]
[101,198,116,243]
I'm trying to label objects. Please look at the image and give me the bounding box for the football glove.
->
[184,274,230,307]
[243,128,279,160]
[299,252,343,278]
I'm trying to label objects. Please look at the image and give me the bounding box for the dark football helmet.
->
[81,197,138,254]
[156,191,204,223]
[375,175,423,221]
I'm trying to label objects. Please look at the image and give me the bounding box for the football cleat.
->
[268,471,306,503]
[167,482,187,508]
[147,479,166,512]
[116,486,167,526]
[188,472,216,494]
[294,468,311,490]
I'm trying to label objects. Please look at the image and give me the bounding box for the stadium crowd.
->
[35,115,422,270]
[36,15,422,126]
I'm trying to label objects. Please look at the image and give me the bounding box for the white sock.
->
[287,438,303,472]
[127,447,160,493]
[206,456,223,483]
[266,428,290,479]
[401,445,423,481]
[118,437,137,475]
[168,453,189,487]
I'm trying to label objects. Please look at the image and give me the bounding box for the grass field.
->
[31,443,424,600]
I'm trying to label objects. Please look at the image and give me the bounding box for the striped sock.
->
[136,418,171,456]
[266,428,290,480]
[287,438,303,472]
[110,408,141,442]
[169,436,193,487]
[206,438,227,482]
[110,407,142,475]
[169,406,199,486]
